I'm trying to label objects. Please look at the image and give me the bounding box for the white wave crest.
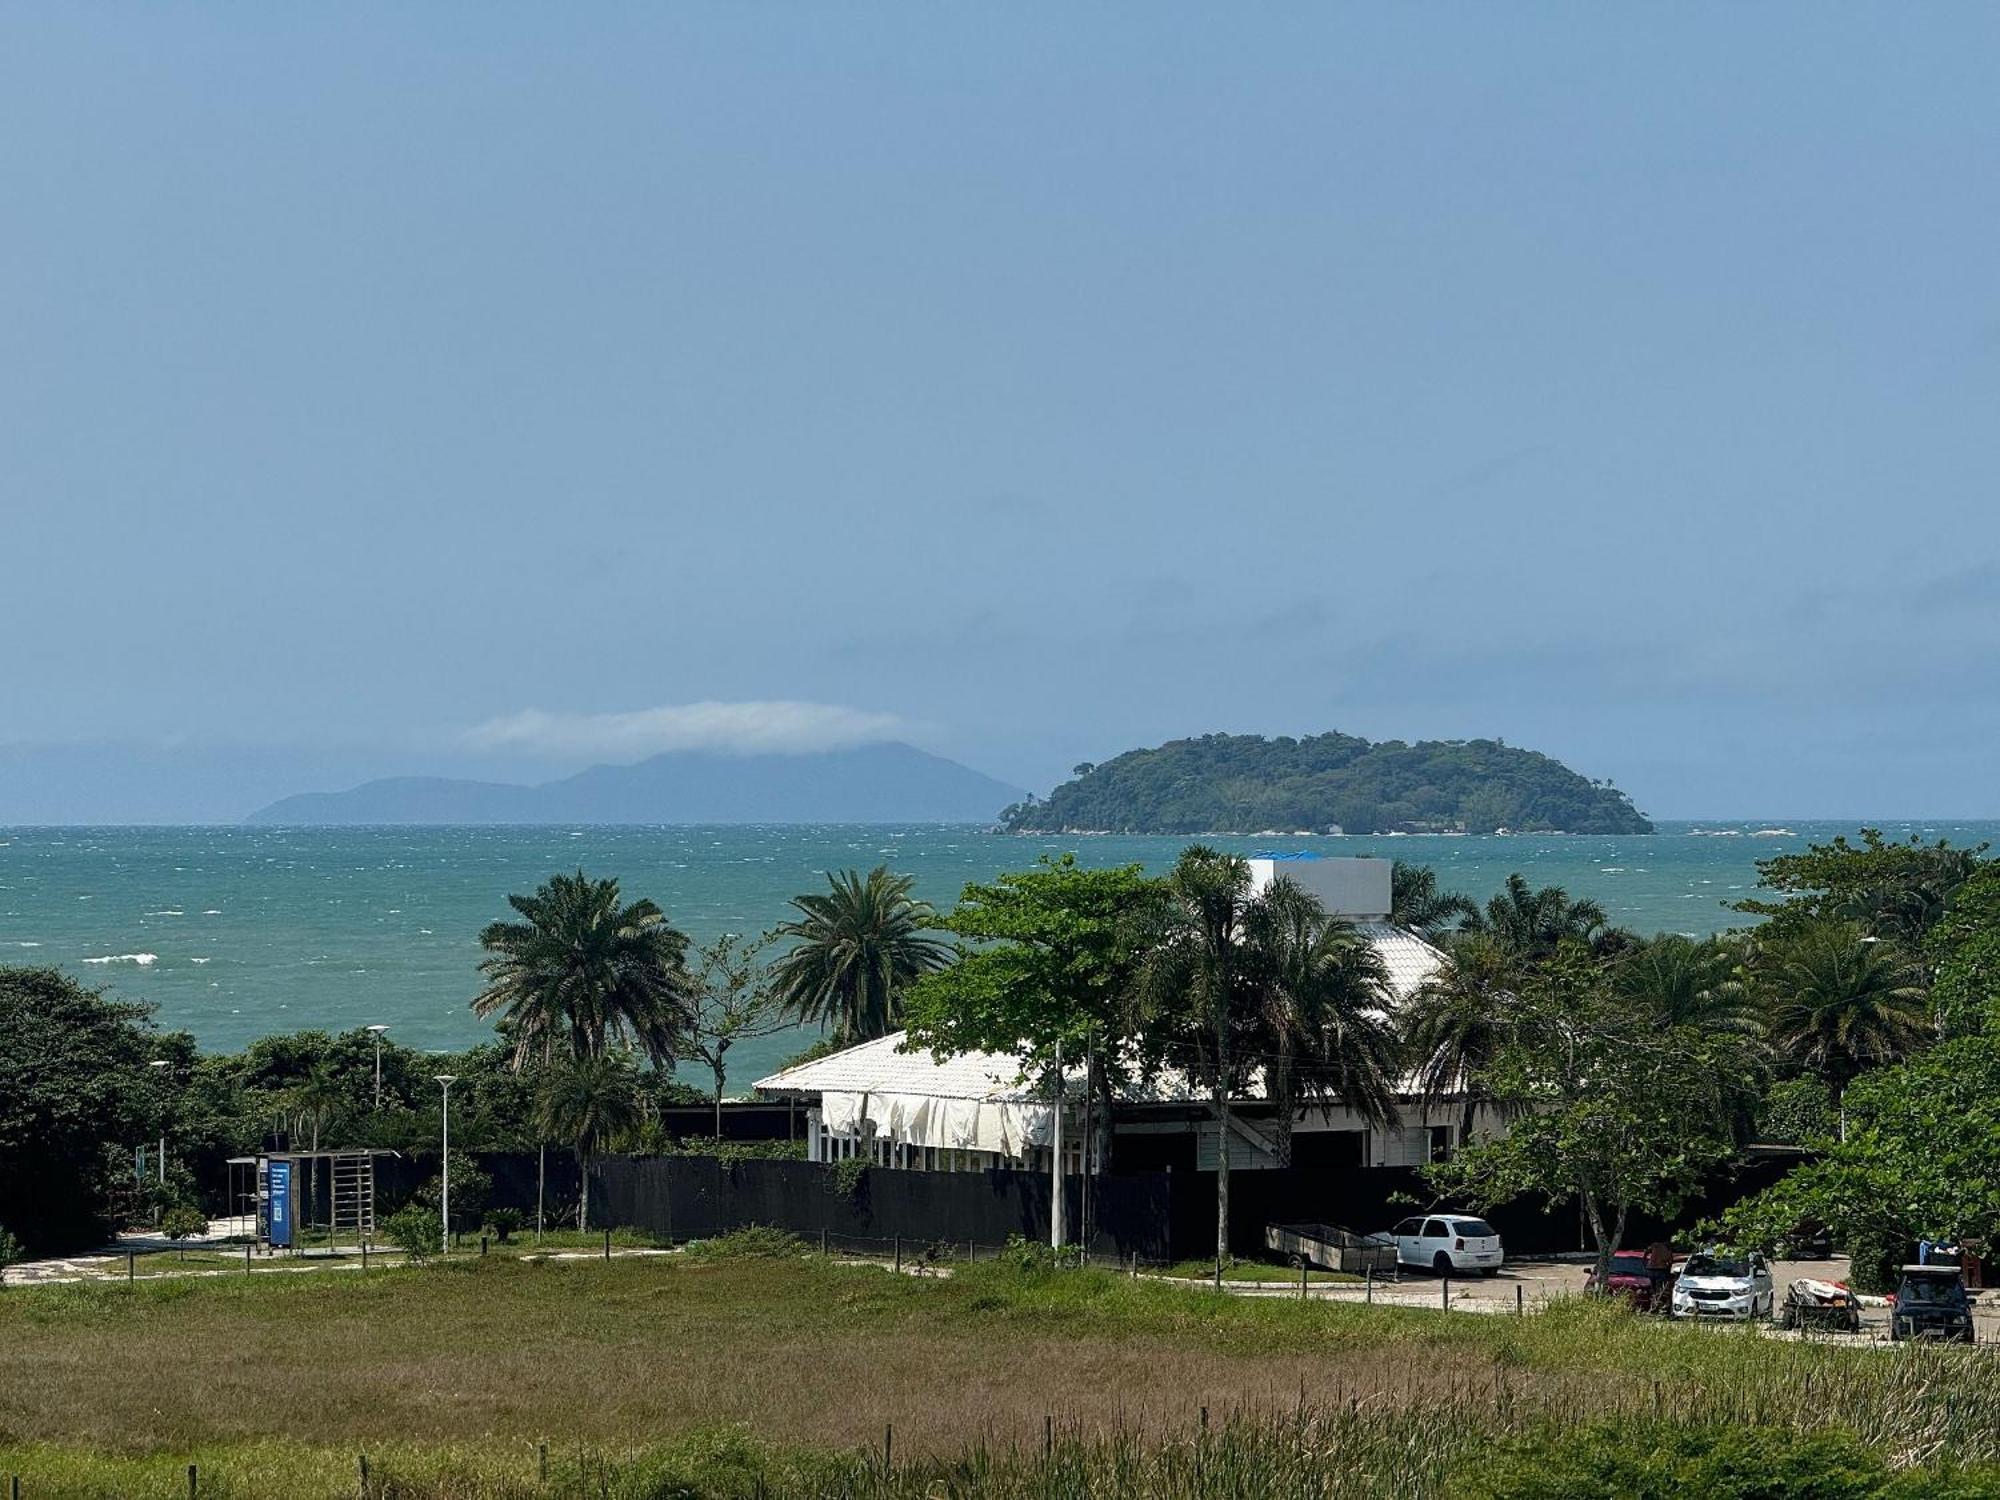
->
[82,952,157,965]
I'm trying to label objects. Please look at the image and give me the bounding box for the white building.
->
[754,857,1506,1174]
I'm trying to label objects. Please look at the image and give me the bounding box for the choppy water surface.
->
[3,820,1990,1085]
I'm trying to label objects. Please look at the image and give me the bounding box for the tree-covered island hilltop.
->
[1001,732,1652,836]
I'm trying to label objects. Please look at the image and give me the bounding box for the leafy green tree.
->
[1424,945,1754,1280]
[1389,861,1476,940]
[473,870,694,1067]
[770,866,950,1043]
[533,1052,643,1230]
[1241,877,1401,1166]
[0,968,165,1253]
[1925,863,2000,1037]
[686,935,792,1138]
[1722,1036,2000,1289]
[1757,921,1929,1088]
[1137,846,1259,1269]
[1459,873,1620,959]
[1401,933,1522,1146]
[902,856,1163,1210]
[1758,1076,1838,1147]
[1732,827,1987,946]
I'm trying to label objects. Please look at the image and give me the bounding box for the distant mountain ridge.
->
[245,743,1026,826]
[1001,732,1652,836]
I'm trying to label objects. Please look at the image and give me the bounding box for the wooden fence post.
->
[357,1452,369,1498]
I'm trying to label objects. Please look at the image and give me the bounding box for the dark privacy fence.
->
[589,1156,1176,1261]
[424,1149,1803,1262]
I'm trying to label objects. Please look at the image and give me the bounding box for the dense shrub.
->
[1482,1422,2000,1499]
[382,1205,444,1263]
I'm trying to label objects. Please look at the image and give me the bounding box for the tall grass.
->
[8,1251,2000,1496]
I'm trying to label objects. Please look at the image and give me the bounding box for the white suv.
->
[1380,1214,1505,1275]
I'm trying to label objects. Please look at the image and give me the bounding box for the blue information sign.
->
[268,1159,294,1248]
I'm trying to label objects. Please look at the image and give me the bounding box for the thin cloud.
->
[463,701,912,759]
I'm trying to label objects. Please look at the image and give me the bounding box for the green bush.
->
[682,1226,809,1261]
[827,1157,868,1203]
[1484,1423,1899,1499]
[412,1152,492,1229]
[0,1223,21,1266]
[382,1204,444,1264]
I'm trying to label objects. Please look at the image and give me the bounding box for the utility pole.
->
[1050,1038,1065,1250]
[149,1060,170,1185]
[433,1075,457,1251]
[367,1025,390,1110]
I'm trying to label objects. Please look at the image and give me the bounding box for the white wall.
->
[1246,857,1392,920]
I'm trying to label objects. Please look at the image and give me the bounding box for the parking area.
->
[1286,1254,2000,1344]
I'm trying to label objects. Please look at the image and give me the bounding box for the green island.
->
[999,732,1653,835]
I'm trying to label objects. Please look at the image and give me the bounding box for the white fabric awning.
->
[820,1088,1054,1155]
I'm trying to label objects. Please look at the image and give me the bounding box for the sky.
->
[3,5,1997,823]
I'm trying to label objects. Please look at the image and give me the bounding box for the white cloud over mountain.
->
[461,701,911,760]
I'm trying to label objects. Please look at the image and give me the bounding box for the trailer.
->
[1266,1222,1398,1276]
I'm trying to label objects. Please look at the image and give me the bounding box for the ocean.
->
[3,820,1989,1089]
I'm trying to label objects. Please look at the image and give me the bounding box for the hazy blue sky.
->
[4,6,1997,821]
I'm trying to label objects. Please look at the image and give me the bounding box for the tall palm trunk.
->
[575,1143,589,1230]
[1214,1013,1231,1269]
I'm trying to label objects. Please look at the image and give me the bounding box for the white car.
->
[1378,1213,1505,1276]
[1671,1248,1776,1321]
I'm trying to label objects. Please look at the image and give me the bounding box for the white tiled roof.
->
[1352,921,1447,1004]
[754,1031,1053,1101]
[754,924,1446,1103]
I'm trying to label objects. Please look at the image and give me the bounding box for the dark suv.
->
[1889,1265,1974,1344]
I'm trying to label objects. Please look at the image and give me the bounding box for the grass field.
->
[6,1235,2000,1497]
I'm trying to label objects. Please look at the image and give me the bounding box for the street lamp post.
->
[148,1059,170,1185]
[366,1025,391,1110]
[433,1075,457,1251]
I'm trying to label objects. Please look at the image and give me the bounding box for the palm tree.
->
[473,870,694,1068]
[1615,934,1758,1033]
[1761,922,1930,1088]
[1242,877,1401,1166]
[1139,846,1257,1270]
[1400,933,1521,1147]
[1390,861,1477,941]
[533,1052,643,1230]
[1460,873,1617,959]
[770,866,951,1042]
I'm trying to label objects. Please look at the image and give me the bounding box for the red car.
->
[1587,1250,1668,1312]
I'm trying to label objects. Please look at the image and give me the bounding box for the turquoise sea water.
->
[3,820,1992,1088]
